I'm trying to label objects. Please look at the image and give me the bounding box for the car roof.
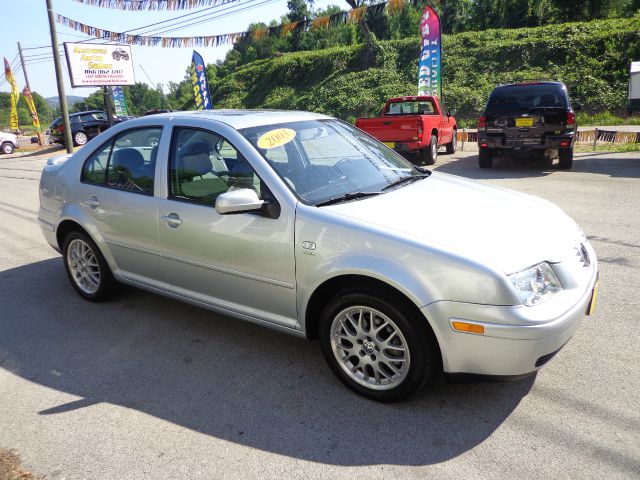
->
[129,109,333,130]
[69,110,105,117]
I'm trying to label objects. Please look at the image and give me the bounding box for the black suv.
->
[50,110,123,146]
[477,81,580,169]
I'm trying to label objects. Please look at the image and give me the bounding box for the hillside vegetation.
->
[208,16,640,123]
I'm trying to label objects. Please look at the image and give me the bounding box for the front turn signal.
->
[452,321,485,335]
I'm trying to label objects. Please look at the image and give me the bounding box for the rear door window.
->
[81,127,162,195]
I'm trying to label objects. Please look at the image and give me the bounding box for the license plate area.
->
[383,142,395,148]
[515,117,534,127]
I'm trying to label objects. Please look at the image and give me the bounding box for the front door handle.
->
[82,196,100,209]
[161,213,182,228]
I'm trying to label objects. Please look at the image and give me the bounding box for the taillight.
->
[566,111,576,126]
[417,119,423,135]
[478,115,486,129]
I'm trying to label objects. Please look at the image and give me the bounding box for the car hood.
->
[323,172,582,274]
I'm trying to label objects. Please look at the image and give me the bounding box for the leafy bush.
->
[207,16,640,122]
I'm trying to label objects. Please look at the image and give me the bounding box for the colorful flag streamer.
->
[190,50,212,110]
[4,58,20,132]
[56,0,416,48]
[22,87,41,134]
[418,4,441,98]
[71,0,240,10]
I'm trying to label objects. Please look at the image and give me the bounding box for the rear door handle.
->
[161,213,182,228]
[82,196,100,208]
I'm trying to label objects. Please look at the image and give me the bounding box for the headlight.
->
[509,262,563,306]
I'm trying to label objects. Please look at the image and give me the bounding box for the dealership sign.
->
[64,42,135,87]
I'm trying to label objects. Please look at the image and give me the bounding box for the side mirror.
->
[572,102,582,111]
[215,188,264,215]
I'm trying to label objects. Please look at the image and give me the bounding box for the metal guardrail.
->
[456,128,640,150]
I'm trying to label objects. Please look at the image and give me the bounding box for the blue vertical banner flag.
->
[418,4,442,98]
[190,50,212,110]
[112,86,129,116]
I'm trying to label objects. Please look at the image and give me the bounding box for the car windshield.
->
[240,119,423,205]
[486,84,567,114]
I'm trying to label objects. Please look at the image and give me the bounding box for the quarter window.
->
[80,127,162,195]
[169,128,261,206]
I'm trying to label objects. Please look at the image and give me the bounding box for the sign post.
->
[46,0,73,152]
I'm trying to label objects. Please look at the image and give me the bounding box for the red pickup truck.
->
[355,96,458,165]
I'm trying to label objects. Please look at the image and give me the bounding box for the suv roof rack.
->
[497,79,562,86]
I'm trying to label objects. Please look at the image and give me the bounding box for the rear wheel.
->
[558,148,573,169]
[73,131,88,146]
[319,290,439,402]
[63,230,115,301]
[1,142,14,154]
[479,148,493,168]
[421,135,438,165]
[445,130,457,154]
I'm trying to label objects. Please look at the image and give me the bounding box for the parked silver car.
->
[38,110,598,401]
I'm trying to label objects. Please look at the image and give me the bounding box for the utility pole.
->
[103,86,115,127]
[46,0,73,153]
[17,41,43,146]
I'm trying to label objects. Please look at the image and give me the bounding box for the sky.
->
[0,0,338,99]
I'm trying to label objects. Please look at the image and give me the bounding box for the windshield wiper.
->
[382,173,430,191]
[315,191,381,207]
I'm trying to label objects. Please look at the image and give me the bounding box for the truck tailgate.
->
[356,117,421,142]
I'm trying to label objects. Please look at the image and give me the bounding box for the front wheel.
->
[63,231,115,301]
[1,142,14,154]
[558,148,573,169]
[319,290,439,402]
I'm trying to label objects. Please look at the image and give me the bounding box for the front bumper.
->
[423,251,598,376]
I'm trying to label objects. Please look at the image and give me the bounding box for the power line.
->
[24,50,65,60]
[57,2,238,45]
[125,1,239,35]
[21,45,51,51]
[57,0,270,44]
[138,0,274,36]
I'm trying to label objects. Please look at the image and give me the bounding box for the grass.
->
[575,142,640,153]
[576,112,640,126]
[0,449,40,480]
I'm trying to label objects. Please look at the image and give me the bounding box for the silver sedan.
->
[38,110,598,401]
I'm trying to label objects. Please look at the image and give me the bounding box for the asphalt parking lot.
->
[0,148,638,479]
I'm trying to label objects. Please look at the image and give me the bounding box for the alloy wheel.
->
[330,306,410,390]
[66,239,101,295]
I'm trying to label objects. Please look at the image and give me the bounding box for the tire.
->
[73,131,88,146]
[558,148,573,169]
[479,148,493,168]
[422,135,438,165]
[62,230,115,302]
[319,289,440,402]
[1,142,14,154]
[445,130,457,154]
